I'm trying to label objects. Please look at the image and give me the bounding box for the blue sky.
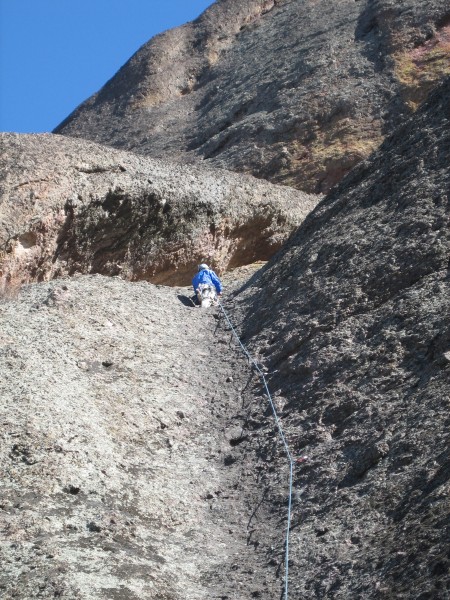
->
[0,0,213,133]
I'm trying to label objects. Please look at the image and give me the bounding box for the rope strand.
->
[217,300,295,600]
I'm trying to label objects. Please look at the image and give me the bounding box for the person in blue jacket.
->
[192,264,223,300]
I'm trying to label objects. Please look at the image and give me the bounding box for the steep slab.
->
[0,275,283,599]
[0,133,317,289]
[230,78,450,597]
[55,0,450,193]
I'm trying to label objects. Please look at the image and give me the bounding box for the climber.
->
[192,263,222,305]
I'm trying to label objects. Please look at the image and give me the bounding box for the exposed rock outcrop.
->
[0,276,282,599]
[230,78,450,597]
[55,0,450,193]
[2,4,449,598]
[3,79,447,597]
[0,133,317,288]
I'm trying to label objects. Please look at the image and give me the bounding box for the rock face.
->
[2,4,450,598]
[230,79,450,597]
[0,275,284,599]
[0,133,317,288]
[55,0,450,193]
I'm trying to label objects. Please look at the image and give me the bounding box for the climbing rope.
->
[217,299,295,600]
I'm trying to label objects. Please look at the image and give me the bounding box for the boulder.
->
[0,132,317,288]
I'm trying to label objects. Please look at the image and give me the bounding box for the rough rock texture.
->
[55,0,450,193]
[0,275,287,599]
[0,133,317,288]
[229,78,450,597]
[2,6,450,598]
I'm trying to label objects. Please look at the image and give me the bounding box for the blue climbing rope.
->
[217,300,295,600]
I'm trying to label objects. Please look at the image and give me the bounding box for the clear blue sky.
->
[0,0,213,133]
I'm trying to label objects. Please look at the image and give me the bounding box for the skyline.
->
[0,0,213,133]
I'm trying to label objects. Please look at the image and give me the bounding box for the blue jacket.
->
[192,268,223,294]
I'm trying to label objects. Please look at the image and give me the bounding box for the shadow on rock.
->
[177,294,196,307]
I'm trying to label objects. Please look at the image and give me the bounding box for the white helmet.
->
[198,263,209,271]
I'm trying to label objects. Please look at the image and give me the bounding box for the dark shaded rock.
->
[224,454,238,466]
[55,0,450,193]
[64,485,81,495]
[231,77,450,598]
